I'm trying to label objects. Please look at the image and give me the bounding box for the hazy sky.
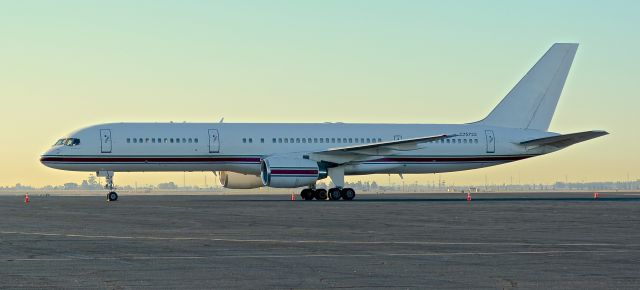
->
[1,1,638,187]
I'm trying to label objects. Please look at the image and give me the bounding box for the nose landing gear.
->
[98,171,118,202]
[107,191,118,201]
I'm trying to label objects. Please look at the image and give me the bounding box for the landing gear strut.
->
[99,171,118,202]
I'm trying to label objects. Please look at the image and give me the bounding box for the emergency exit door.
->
[485,130,495,153]
[208,129,220,153]
[100,129,112,153]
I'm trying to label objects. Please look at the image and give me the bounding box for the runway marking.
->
[3,250,637,262]
[2,231,639,248]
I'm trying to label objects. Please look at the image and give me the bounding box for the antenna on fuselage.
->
[219,117,224,123]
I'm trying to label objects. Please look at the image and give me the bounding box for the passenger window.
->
[348,138,353,143]
[133,138,137,143]
[182,138,186,143]
[278,138,282,143]
[325,138,329,143]
[289,138,294,143]
[475,139,478,143]
[360,138,364,143]
[249,138,253,143]
[308,138,312,143]
[302,138,306,143]
[284,138,289,143]
[242,138,246,143]
[188,138,192,143]
[314,138,318,143]
[176,138,180,144]
[170,138,174,143]
[446,139,450,143]
[272,138,276,143]
[145,138,149,143]
[127,138,131,143]
[366,138,370,143]
[194,138,198,143]
[377,138,382,142]
[151,138,155,143]
[342,138,347,143]
[319,138,323,143]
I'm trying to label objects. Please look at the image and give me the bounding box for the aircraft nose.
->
[40,148,62,167]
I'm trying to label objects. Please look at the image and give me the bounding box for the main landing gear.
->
[300,187,355,201]
[98,171,118,202]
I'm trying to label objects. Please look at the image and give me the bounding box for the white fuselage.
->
[40,122,557,176]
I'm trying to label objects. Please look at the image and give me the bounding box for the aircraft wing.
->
[309,134,453,164]
[520,130,608,148]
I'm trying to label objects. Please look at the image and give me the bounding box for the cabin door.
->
[208,129,220,153]
[485,130,495,153]
[100,129,112,153]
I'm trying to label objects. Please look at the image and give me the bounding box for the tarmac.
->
[1,191,639,289]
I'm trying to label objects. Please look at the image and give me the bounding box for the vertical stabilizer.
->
[477,43,578,131]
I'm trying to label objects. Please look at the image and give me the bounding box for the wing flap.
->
[309,134,453,164]
[325,134,452,154]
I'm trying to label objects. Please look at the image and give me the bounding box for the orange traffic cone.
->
[466,192,471,202]
[25,193,30,204]
[291,193,296,201]
[594,192,599,199]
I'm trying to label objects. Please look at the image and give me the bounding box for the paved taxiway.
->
[1,192,639,289]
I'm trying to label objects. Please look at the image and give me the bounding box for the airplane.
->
[41,43,607,201]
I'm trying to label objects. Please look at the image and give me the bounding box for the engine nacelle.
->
[219,171,263,189]
[261,157,321,188]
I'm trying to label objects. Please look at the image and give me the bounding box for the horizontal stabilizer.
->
[520,130,608,148]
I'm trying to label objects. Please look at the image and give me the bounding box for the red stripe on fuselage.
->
[369,156,532,162]
[40,155,535,164]
[270,169,318,175]
[40,156,261,163]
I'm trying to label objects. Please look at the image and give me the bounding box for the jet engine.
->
[218,171,263,189]
[260,157,325,188]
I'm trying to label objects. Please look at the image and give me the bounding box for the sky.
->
[0,0,638,187]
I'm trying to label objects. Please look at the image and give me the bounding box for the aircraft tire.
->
[341,188,356,201]
[315,189,328,200]
[107,191,118,202]
[301,189,314,200]
[328,188,342,200]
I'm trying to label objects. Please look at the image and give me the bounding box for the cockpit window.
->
[53,138,80,147]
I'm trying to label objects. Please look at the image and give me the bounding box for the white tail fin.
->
[477,43,578,131]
